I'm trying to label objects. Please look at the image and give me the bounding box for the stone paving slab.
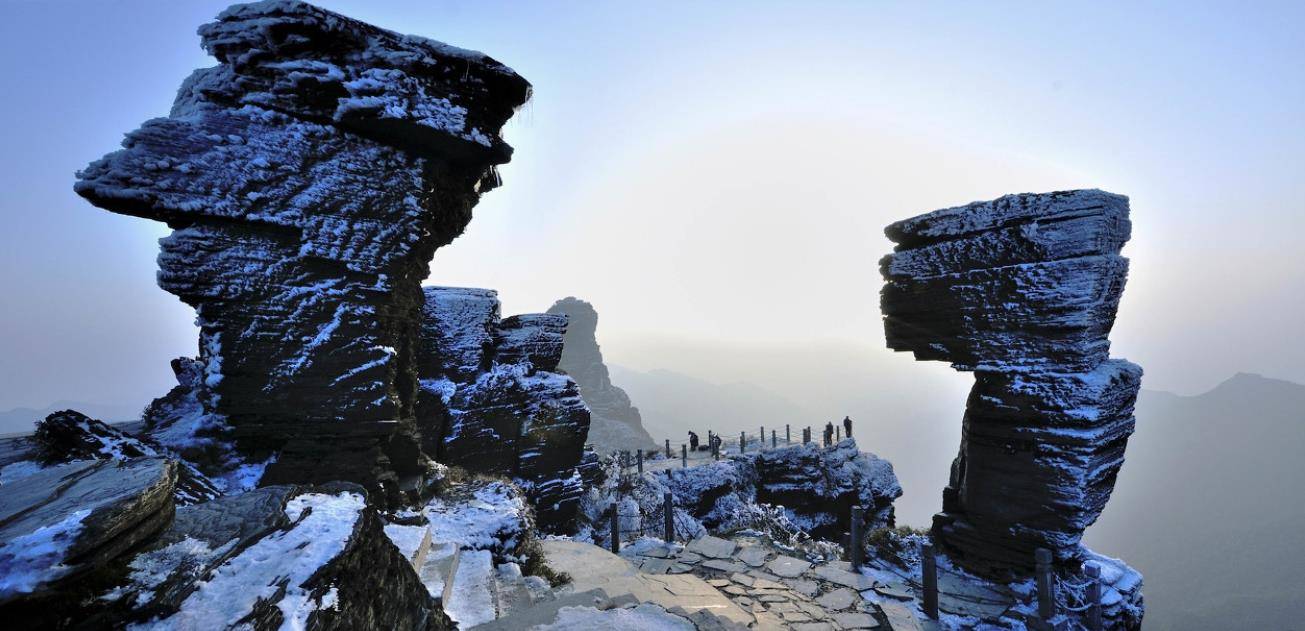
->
[833,611,881,629]
[687,535,737,559]
[702,559,751,574]
[878,600,924,631]
[737,545,769,567]
[541,540,753,626]
[815,587,857,610]
[766,555,812,578]
[811,564,876,590]
[873,583,914,600]
[785,578,820,597]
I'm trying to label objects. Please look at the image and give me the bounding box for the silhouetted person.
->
[843,416,852,438]
[688,431,699,451]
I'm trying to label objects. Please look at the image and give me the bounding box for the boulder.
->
[74,0,531,506]
[547,297,658,453]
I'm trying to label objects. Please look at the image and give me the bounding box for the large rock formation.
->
[74,0,531,504]
[880,191,1142,586]
[592,438,901,545]
[546,298,658,453]
[416,287,590,532]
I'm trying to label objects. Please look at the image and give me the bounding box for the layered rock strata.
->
[33,410,222,505]
[547,297,658,453]
[74,0,530,504]
[880,190,1143,580]
[417,287,590,532]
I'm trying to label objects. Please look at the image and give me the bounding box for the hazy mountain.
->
[613,343,1304,630]
[607,365,811,445]
[1085,373,1305,631]
[0,400,141,436]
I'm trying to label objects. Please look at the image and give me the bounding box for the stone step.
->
[469,589,612,631]
[445,549,497,627]
[418,541,461,607]
[383,523,433,571]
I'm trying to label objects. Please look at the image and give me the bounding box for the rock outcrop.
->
[0,457,177,607]
[417,287,590,532]
[880,190,1143,622]
[74,0,531,505]
[592,438,901,545]
[32,410,221,505]
[546,298,658,453]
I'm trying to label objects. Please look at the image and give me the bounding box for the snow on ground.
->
[130,491,364,630]
[423,480,526,551]
[0,508,90,597]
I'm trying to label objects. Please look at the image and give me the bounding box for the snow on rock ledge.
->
[109,483,450,630]
[74,0,531,506]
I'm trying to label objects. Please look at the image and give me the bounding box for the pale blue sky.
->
[1,0,1302,412]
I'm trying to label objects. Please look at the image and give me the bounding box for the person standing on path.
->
[843,416,852,438]
[688,431,699,452]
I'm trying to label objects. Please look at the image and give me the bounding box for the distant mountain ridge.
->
[0,400,140,436]
[1081,372,1303,631]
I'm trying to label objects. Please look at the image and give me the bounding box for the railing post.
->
[681,443,688,468]
[740,431,746,453]
[847,418,853,437]
[665,439,671,458]
[759,426,764,449]
[849,506,864,570]
[836,426,841,441]
[771,430,777,448]
[1036,548,1055,623]
[786,424,790,444]
[610,506,620,554]
[637,449,643,473]
[922,542,939,620]
[1085,561,1102,631]
[663,492,674,542]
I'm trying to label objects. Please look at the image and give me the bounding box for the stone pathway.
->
[621,534,941,630]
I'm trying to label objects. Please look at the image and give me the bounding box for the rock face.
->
[546,298,658,453]
[880,191,1143,582]
[74,0,531,505]
[416,287,590,532]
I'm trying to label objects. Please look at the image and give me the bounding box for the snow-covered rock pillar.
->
[880,190,1143,578]
[74,0,531,504]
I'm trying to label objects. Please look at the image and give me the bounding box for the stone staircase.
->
[387,522,566,629]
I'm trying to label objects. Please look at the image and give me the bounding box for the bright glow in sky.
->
[0,0,1302,411]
